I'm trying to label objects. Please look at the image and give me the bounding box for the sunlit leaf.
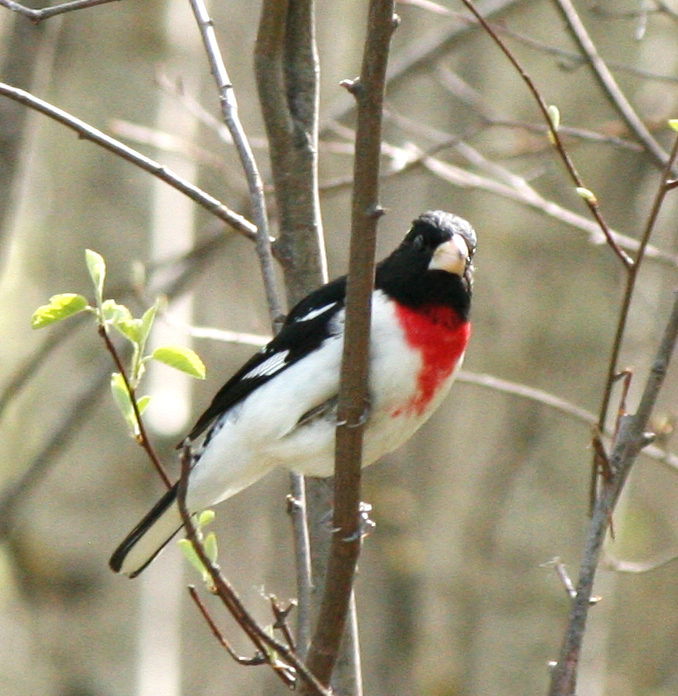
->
[85,249,106,305]
[31,293,89,329]
[139,301,159,350]
[203,531,218,564]
[178,539,205,575]
[152,345,206,379]
[137,395,151,415]
[110,372,138,435]
[198,509,215,528]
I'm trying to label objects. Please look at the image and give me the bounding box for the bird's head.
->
[405,210,476,292]
[377,210,476,319]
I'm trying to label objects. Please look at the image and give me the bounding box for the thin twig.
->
[176,448,330,695]
[97,325,171,488]
[458,0,632,269]
[323,0,526,129]
[604,550,678,574]
[188,586,267,666]
[0,0,118,22]
[319,124,678,268]
[0,229,229,537]
[549,290,678,696]
[553,0,671,172]
[0,82,258,241]
[403,0,678,84]
[188,0,283,329]
[593,133,678,506]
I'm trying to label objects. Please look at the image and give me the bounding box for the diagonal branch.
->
[548,290,678,696]
[188,0,283,328]
[458,0,631,269]
[0,82,258,241]
[0,0,118,23]
[553,0,672,173]
[175,448,330,696]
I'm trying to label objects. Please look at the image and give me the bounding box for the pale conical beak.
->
[428,234,471,277]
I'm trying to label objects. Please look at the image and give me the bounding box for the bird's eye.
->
[412,234,424,251]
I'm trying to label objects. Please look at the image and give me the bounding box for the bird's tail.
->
[109,484,183,578]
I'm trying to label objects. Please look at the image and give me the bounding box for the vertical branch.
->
[188,0,283,327]
[549,290,678,696]
[255,0,325,656]
[255,0,327,300]
[300,0,397,689]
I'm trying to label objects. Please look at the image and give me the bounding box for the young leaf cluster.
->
[178,509,219,590]
[31,249,206,437]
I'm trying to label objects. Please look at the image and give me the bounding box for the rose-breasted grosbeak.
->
[110,210,476,577]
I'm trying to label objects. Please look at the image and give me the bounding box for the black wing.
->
[184,275,347,441]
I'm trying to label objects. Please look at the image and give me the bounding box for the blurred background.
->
[2,0,678,694]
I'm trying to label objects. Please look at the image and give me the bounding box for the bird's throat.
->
[393,303,470,416]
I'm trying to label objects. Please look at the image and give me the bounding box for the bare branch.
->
[187,0,282,327]
[549,290,678,696]
[254,0,326,657]
[553,0,672,172]
[593,133,678,504]
[301,1,396,689]
[458,0,631,269]
[187,586,267,666]
[176,448,330,696]
[0,0,118,23]
[0,82,258,241]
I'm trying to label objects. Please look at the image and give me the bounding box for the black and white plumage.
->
[110,211,477,577]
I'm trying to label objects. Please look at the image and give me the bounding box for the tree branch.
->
[593,133,678,504]
[458,0,631,269]
[301,1,396,689]
[0,82,258,241]
[188,0,283,327]
[0,0,118,23]
[175,448,330,696]
[254,0,326,657]
[553,0,672,173]
[548,290,678,696]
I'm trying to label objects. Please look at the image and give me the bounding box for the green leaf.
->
[177,538,216,590]
[31,293,89,329]
[178,538,206,575]
[110,372,138,435]
[198,509,215,528]
[85,249,106,306]
[203,531,218,564]
[152,345,206,379]
[137,395,152,415]
[138,300,159,354]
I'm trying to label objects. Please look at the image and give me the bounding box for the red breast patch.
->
[392,304,470,416]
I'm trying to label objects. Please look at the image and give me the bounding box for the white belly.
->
[185,291,463,509]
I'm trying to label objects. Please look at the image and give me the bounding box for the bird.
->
[110,210,476,577]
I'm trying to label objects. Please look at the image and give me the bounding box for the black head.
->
[376,210,476,320]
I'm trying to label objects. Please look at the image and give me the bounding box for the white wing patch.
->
[294,302,338,323]
[243,350,290,379]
